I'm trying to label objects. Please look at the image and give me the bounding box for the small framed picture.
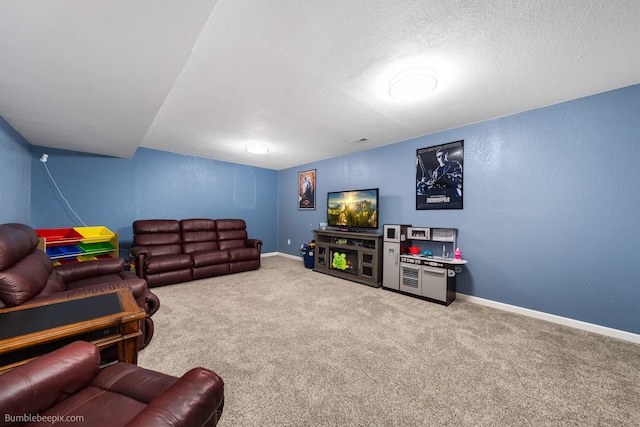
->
[298,169,316,210]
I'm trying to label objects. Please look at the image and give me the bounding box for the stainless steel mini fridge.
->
[382,224,410,290]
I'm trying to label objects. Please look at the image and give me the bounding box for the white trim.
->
[262,251,302,261]
[259,255,640,344]
[455,293,640,344]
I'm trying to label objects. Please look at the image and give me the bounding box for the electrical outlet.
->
[287,239,291,245]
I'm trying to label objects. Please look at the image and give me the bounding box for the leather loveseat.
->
[131,218,262,287]
[0,340,224,427]
[0,223,159,349]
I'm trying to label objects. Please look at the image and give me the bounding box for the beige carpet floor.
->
[138,256,640,426]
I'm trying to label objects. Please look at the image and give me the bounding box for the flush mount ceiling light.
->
[245,144,269,154]
[388,67,438,100]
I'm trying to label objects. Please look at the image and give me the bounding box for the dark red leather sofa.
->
[0,341,224,427]
[0,223,159,349]
[131,218,262,287]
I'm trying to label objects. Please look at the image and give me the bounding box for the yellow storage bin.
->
[74,226,115,243]
[77,241,115,255]
[77,254,98,262]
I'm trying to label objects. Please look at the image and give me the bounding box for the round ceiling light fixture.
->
[245,143,269,154]
[388,67,438,100]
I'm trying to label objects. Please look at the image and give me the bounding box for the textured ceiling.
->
[1,1,639,170]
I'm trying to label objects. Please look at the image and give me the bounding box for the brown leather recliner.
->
[0,223,159,349]
[131,218,262,287]
[0,341,224,427]
[130,220,193,287]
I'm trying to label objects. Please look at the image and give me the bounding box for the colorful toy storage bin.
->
[35,228,83,245]
[74,226,115,243]
[36,226,118,265]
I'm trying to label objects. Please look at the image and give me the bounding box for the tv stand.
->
[313,230,383,288]
[327,227,364,233]
[339,228,364,233]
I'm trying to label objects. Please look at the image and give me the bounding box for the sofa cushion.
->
[42,387,146,426]
[190,249,230,267]
[145,253,193,274]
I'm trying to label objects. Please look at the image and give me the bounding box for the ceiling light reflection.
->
[388,67,437,100]
[245,144,269,154]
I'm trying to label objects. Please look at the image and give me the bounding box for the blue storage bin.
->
[46,246,65,257]
[59,244,83,255]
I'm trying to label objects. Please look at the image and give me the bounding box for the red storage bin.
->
[35,228,83,246]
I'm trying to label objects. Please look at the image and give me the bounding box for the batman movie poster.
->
[416,140,463,210]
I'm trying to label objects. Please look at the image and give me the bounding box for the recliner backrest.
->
[0,223,53,307]
[216,219,248,250]
[132,220,182,257]
[180,219,219,253]
[0,340,100,419]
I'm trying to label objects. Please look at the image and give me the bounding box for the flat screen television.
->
[327,188,379,230]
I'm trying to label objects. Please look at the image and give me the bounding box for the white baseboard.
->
[262,251,301,260]
[455,293,640,344]
[261,253,640,344]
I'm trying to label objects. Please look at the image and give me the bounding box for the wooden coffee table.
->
[0,288,145,373]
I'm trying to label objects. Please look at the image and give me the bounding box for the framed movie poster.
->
[298,169,316,210]
[416,140,463,210]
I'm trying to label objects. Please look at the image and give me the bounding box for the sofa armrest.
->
[54,257,126,283]
[130,246,151,258]
[143,288,161,316]
[130,246,150,278]
[124,368,224,427]
[246,239,263,250]
[0,341,100,419]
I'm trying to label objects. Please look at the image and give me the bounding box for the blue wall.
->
[2,84,638,335]
[278,84,640,334]
[30,147,278,253]
[0,117,31,224]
